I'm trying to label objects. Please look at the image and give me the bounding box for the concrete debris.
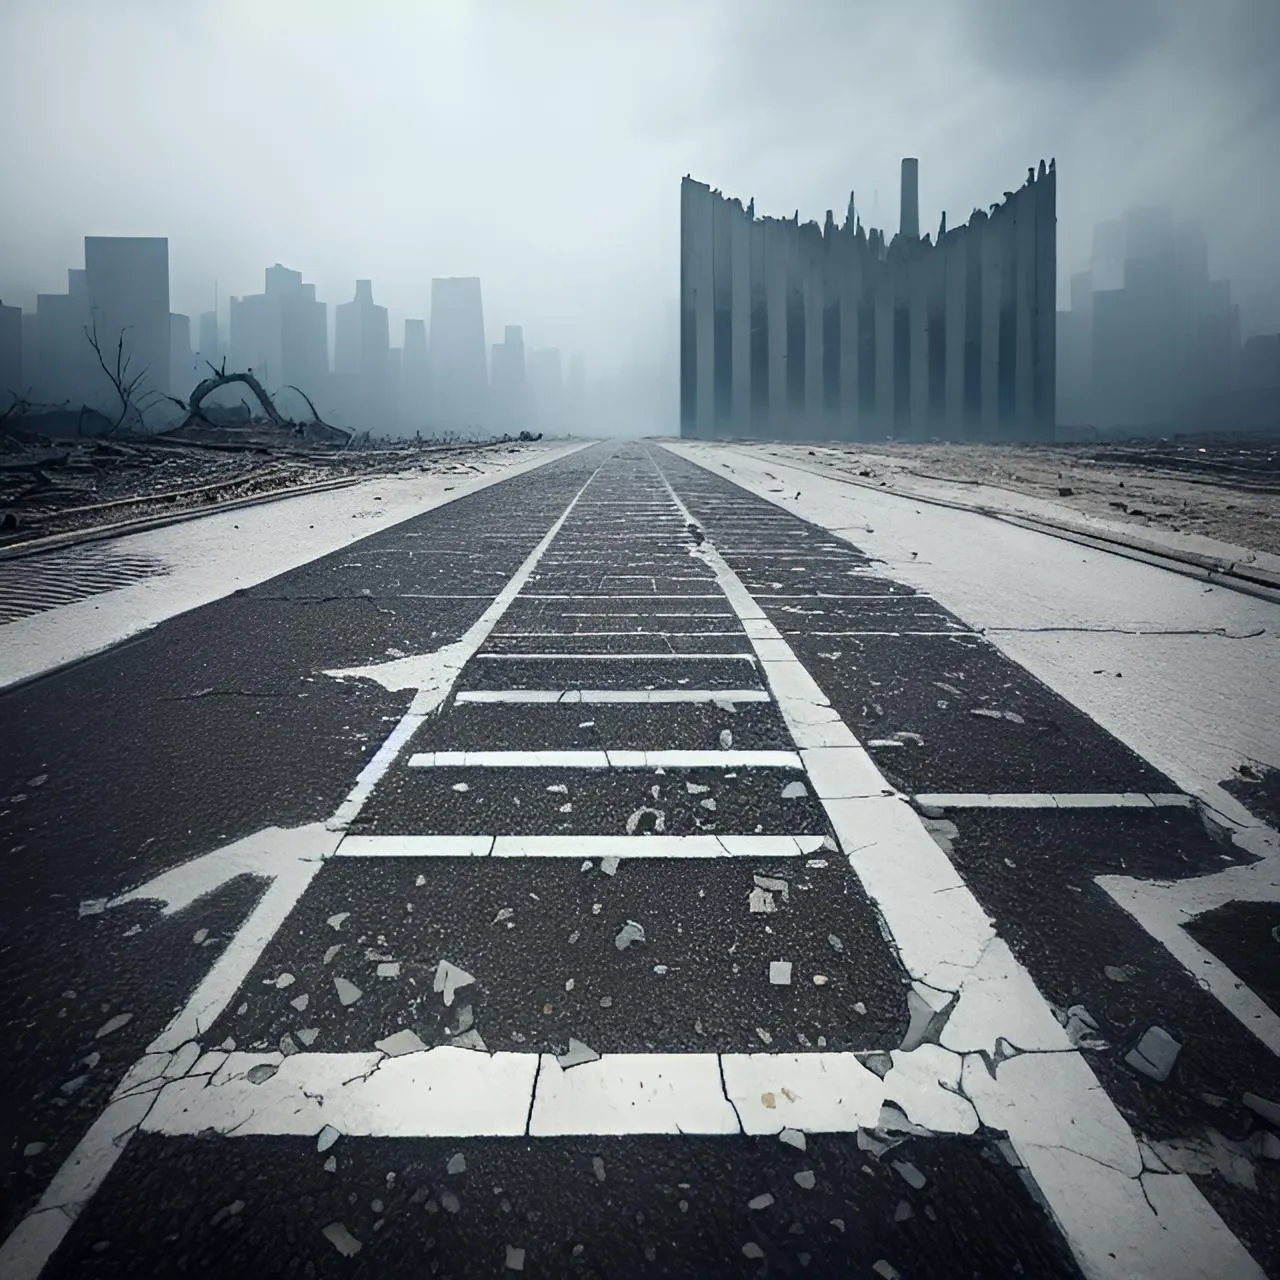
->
[827,934,844,952]
[297,1028,320,1046]
[686,782,710,794]
[78,899,106,917]
[614,920,646,950]
[1149,1130,1258,1191]
[433,960,476,1006]
[376,961,401,979]
[192,928,209,944]
[23,1142,47,1157]
[451,1004,475,1034]
[753,874,789,902]
[316,1124,341,1153]
[321,1222,362,1257]
[565,978,575,991]
[375,1029,428,1057]
[794,1170,816,1190]
[813,975,829,986]
[557,1038,601,1069]
[601,997,614,1008]
[323,944,342,965]
[742,1243,765,1260]
[779,1128,807,1151]
[1055,1003,1110,1050]
[592,1155,606,1181]
[273,972,295,988]
[95,1012,133,1039]
[323,1156,337,1173]
[334,977,363,1007]
[447,1152,467,1175]
[892,1160,927,1190]
[452,782,470,793]
[719,729,733,749]
[626,806,666,834]
[600,856,621,877]
[899,989,936,1053]
[416,874,427,887]
[290,994,309,1012]
[451,1029,489,1052]
[873,1262,903,1280]
[208,1199,244,1228]
[1104,964,1138,983]
[246,1063,279,1085]
[747,1193,775,1210]
[279,1033,299,1057]
[492,908,514,924]
[1243,1092,1280,1127]
[893,1199,913,1223]
[781,781,808,799]
[996,1139,1022,1168]
[1125,1025,1182,1082]
[505,1246,526,1271]
[755,1027,773,1045]
[326,912,350,930]
[700,797,717,811]
[748,887,776,914]
[859,1051,894,1080]
[440,1190,461,1214]
[769,961,793,985]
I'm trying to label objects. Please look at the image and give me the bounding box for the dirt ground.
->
[765,436,1280,558]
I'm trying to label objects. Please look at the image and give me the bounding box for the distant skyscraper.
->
[169,313,193,400]
[490,324,526,432]
[36,268,94,409]
[333,279,391,431]
[0,300,21,406]
[196,311,220,363]
[231,263,328,393]
[403,318,429,424]
[85,236,171,400]
[427,277,488,432]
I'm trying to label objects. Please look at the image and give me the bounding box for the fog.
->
[2,0,1278,435]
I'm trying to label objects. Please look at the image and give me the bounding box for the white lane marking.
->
[0,461,614,1280]
[490,630,746,638]
[1098,853,1280,1056]
[454,689,771,704]
[520,594,725,600]
[406,749,803,769]
[914,793,1193,809]
[784,630,974,637]
[135,1047,978,1140]
[655,450,1264,1280]
[472,652,757,661]
[334,834,827,858]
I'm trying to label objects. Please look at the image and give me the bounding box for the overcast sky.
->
[2,0,1278,379]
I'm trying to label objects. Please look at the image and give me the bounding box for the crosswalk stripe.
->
[333,834,829,858]
[406,749,804,769]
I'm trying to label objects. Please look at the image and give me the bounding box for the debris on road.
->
[1125,1025,1182,1082]
[614,920,646,950]
[433,960,475,1006]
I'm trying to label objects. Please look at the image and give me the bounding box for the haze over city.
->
[2,0,1279,434]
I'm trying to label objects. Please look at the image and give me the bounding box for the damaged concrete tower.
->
[680,157,1056,443]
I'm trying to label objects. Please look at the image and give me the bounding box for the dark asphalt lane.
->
[0,446,609,1242]
[46,1131,1080,1280]
[200,855,907,1056]
[4,440,1277,1278]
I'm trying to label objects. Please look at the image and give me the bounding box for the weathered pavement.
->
[1,441,1276,1278]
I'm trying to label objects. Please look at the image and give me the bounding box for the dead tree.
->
[84,312,161,435]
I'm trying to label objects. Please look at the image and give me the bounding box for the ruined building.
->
[680,158,1056,442]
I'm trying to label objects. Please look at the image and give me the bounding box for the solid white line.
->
[453,689,771,704]
[406,749,803,769]
[335,834,827,858]
[914,793,1192,809]
[519,594,725,600]
[473,652,757,661]
[656,445,1263,1280]
[137,1047,977,1140]
[490,631,744,638]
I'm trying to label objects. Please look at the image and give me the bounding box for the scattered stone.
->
[416,873,427,886]
[600,996,613,1009]
[748,1193,775,1210]
[614,920,646,950]
[323,944,342,965]
[246,1063,278,1085]
[78,899,106,917]
[279,1033,299,1057]
[892,1160,927,1190]
[853,1001,867,1015]
[600,856,621,877]
[794,1170,816,1189]
[492,908,514,925]
[433,960,476,1006]
[813,975,829,986]
[748,887,776,914]
[290,993,310,1012]
[210,1200,244,1227]
[742,1243,765,1260]
[452,1029,489,1052]
[779,1128,806,1151]
[323,1155,337,1173]
[316,1125,341,1153]
[1243,1092,1280,1127]
[873,1262,902,1280]
[375,1029,428,1057]
[440,1190,461,1214]
[1125,1026,1182,1082]
[592,1155,606,1181]
[192,928,209,945]
[1104,964,1137,982]
[755,1027,773,1045]
[23,1142,46,1157]
[505,1245,526,1271]
[899,989,936,1053]
[377,962,401,979]
[321,1222,362,1257]
[447,1152,467,1175]
[769,961,793,985]
[1056,1004,1109,1050]
[557,1038,601,1069]
[95,1012,133,1039]
[781,781,808,799]
[893,1199,912,1223]
[719,729,733,749]
[334,977,363,1007]
[326,912,350,930]
[827,934,844,952]
[297,1028,320,1046]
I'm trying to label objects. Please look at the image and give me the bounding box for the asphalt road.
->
[0,442,1276,1279]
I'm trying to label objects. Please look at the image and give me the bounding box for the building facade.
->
[84,236,171,402]
[427,277,488,433]
[680,158,1056,442]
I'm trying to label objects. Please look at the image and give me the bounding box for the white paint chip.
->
[769,961,793,985]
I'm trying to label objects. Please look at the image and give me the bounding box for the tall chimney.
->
[900,157,919,240]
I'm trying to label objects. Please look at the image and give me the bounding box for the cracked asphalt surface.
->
[1,442,1277,1278]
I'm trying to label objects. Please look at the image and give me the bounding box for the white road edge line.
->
[653,445,1263,1280]
[405,749,803,769]
[453,689,771,704]
[914,793,1194,810]
[334,834,829,858]
[0,454,615,1280]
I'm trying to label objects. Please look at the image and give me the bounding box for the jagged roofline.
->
[683,159,1055,243]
